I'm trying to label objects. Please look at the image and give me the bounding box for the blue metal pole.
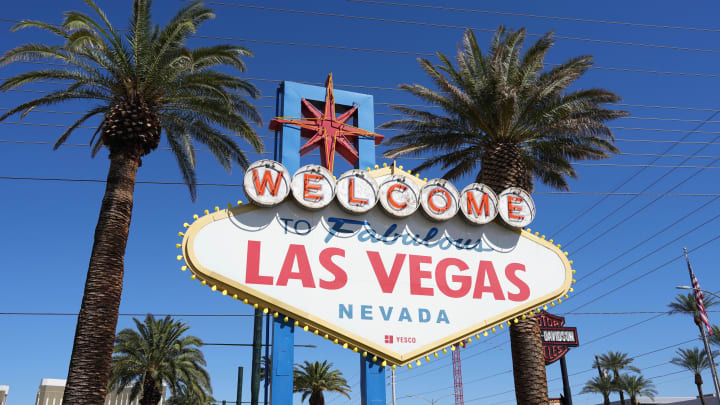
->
[271,317,295,404]
[360,357,386,405]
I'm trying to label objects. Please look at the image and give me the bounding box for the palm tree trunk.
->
[480,143,533,193]
[614,370,626,405]
[603,394,610,405]
[62,151,140,405]
[510,317,548,404]
[696,373,706,405]
[140,374,162,405]
[487,143,546,404]
[309,391,325,405]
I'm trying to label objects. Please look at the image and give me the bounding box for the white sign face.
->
[335,170,380,214]
[459,183,499,225]
[377,175,421,218]
[419,179,460,221]
[497,188,535,228]
[291,165,336,210]
[182,200,571,366]
[243,160,291,207]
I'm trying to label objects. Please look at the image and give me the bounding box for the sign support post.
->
[560,356,572,405]
[251,310,263,405]
[361,357,386,405]
[271,318,294,404]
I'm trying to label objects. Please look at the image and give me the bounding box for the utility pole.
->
[391,368,397,405]
[251,309,263,405]
[237,367,243,405]
[594,355,603,379]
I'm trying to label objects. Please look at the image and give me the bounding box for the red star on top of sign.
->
[269,74,384,173]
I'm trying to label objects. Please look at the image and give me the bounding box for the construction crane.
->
[451,344,465,405]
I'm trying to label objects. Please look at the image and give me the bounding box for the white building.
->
[34,379,166,405]
[0,385,9,405]
[606,396,719,404]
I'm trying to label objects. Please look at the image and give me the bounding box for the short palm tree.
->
[597,351,641,405]
[580,374,615,405]
[166,385,216,405]
[670,347,713,405]
[293,360,351,405]
[110,314,211,405]
[618,374,657,405]
[669,293,718,337]
[0,1,261,402]
[709,325,720,348]
[381,26,627,404]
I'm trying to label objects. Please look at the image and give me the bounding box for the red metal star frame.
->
[269,73,384,173]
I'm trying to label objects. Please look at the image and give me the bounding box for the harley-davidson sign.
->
[180,163,573,366]
[538,311,579,365]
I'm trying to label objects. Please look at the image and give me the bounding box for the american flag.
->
[685,249,713,335]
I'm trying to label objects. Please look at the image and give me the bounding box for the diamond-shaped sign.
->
[180,170,572,366]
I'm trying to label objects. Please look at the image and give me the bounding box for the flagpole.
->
[683,247,720,401]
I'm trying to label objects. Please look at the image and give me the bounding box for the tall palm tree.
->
[381,26,627,404]
[618,374,657,405]
[669,293,718,337]
[109,314,212,405]
[0,1,262,403]
[580,374,615,405]
[597,351,641,405]
[293,360,351,405]
[671,347,713,405]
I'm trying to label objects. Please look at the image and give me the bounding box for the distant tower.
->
[451,347,465,405]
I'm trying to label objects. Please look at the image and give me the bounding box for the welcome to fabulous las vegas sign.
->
[178,159,573,367]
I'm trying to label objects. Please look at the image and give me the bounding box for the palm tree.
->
[597,351,641,405]
[618,374,657,405]
[166,385,216,405]
[580,374,616,405]
[0,1,262,402]
[709,325,720,348]
[669,293,718,337]
[293,360,351,405]
[109,314,211,405]
[381,26,627,404]
[671,347,713,405]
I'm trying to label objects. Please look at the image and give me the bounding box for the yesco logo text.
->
[243,160,535,227]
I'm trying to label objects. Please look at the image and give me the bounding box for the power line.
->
[3,176,720,197]
[556,110,720,248]
[346,0,720,33]
[197,2,720,54]
[8,106,720,125]
[0,312,254,317]
[565,210,720,307]
[380,125,720,135]
[570,196,720,285]
[567,233,720,313]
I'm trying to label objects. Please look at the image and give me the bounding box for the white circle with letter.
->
[243,160,291,207]
[419,179,459,221]
[291,164,336,210]
[459,183,498,225]
[497,187,535,228]
[377,175,420,218]
[335,170,380,213]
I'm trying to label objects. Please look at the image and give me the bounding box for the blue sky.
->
[1,0,720,404]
